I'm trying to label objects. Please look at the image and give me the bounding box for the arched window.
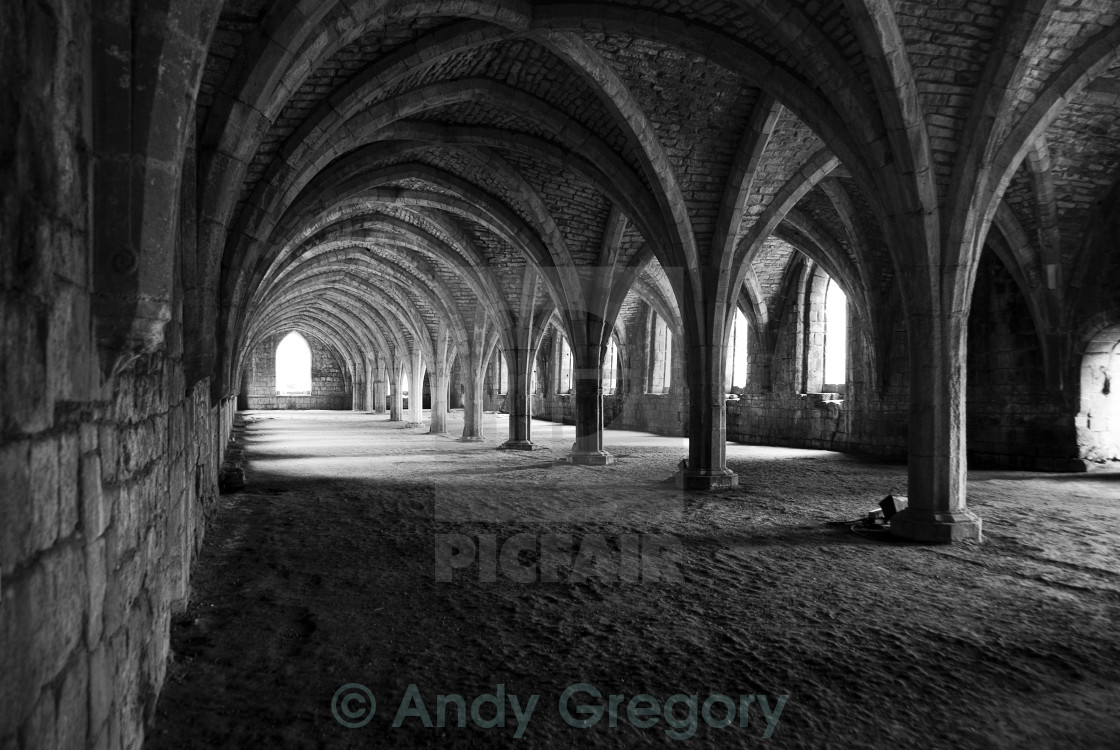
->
[725,307,750,393]
[497,349,510,395]
[1078,325,1120,462]
[275,332,312,394]
[557,335,574,394]
[602,337,618,394]
[823,278,848,389]
[649,313,672,394]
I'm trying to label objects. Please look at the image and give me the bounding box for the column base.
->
[889,508,983,543]
[459,435,485,442]
[674,468,739,490]
[428,430,452,437]
[561,451,615,465]
[499,440,537,450]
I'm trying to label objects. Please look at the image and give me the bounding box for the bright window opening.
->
[558,335,573,394]
[275,332,312,395]
[497,349,509,395]
[602,337,618,394]
[649,313,672,393]
[725,307,750,392]
[824,279,848,387]
[1079,328,1120,461]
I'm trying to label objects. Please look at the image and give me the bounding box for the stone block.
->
[89,642,114,738]
[81,453,109,539]
[0,440,31,569]
[59,431,80,538]
[99,426,119,484]
[565,451,615,465]
[890,508,983,543]
[107,705,121,750]
[0,580,34,737]
[107,484,139,567]
[57,652,89,750]
[0,300,50,433]
[81,422,99,454]
[38,544,87,675]
[30,436,61,554]
[23,686,57,750]
[86,537,107,646]
[0,544,85,737]
[102,551,141,637]
[90,725,110,750]
[879,494,909,520]
[675,468,739,490]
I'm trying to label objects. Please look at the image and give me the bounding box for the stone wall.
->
[0,363,226,750]
[966,249,1080,470]
[242,333,352,410]
[0,4,224,748]
[530,314,691,438]
[529,248,1092,469]
[727,298,911,457]
[528,286,912,456]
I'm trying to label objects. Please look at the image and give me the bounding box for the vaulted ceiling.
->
[183,1,1120,391]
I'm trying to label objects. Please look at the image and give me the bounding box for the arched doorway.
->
[1078,324,1120,463]
[276,332,312,396]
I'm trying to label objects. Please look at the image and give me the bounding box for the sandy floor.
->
[147,410,1120,749]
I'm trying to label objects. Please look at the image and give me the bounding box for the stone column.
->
[373,375,386,414]
[429,326,452,434]
[429,368,450,435]
[449,361,464,409]
[461,363,485,442]
[569,343,613,464]
[352,375,364,410]
[389,368,403,421]
[676,339,738,489]
[501,347,535,450]
[408,355,425,426]
[889,310,982,542]
[362,357,375,412]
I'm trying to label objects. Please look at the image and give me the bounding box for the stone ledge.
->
[218,414,246,493]
[559,451,615,465]
[674,468,739,490]
[498,440,537,450]
[890,508,983,543]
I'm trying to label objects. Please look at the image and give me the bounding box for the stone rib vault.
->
[2,1,1120,748]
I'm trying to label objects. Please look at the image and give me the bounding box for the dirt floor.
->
[147,410,1120,749]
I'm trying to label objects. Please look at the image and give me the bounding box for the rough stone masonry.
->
[2,1,1120,748]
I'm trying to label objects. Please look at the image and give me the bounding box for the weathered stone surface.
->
[56,653,89,750]
[3,0,1120,746]
[241,331,352,410]
[88,642,114,738]
[0,440,31,569]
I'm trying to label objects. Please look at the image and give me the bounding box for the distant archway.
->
[1078,324,1120,463]
[824,278,848,390]
[276,332,312,395]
